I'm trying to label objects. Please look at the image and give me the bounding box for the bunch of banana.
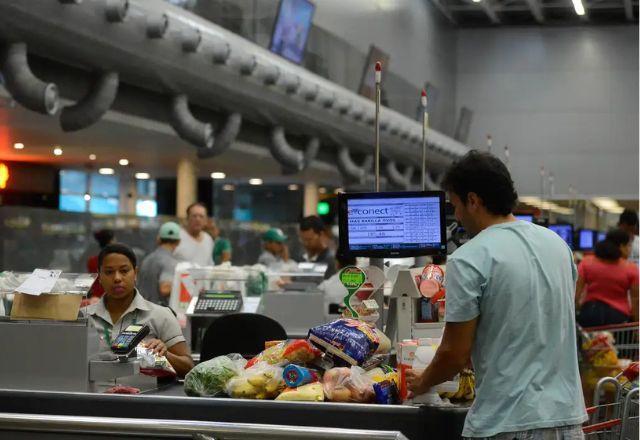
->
[439,369,476,401]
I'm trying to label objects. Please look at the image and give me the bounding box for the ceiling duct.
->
[270,126,319,172]
[146,14,169,39]
[181,27,201,53]
[211,38,230,64]
[386,160,414,190]
[337,147,373,184]
[105,0,128,23]
[424,171,442,191]
[280,72,300,94]
[0,42,60,115]
[169,94,213,149]
[60,71,119,132]
[197,112,242,159]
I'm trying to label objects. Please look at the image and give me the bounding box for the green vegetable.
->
[184,354,246,397]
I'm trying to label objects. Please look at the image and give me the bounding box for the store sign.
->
[339,266,366,318]
[0,163,9,189]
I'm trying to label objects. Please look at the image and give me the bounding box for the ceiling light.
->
[89,154,96,161]
[135,172,150,180]
[472,0,482,3]
[222,184,235,191]
[83,194,91,201]
[211,172,226,179]
[519,196,543,206]
[607,206,625,214]
[591,197,620,210]
[334,187,344,194]
[53,147,63,156]
[571,0,585,15]
[249,178,263,185]
[119,158,129,166]
[99,168,115,175]
[318,187,327,194]
[288,184,299,191]
[13,143,24,150]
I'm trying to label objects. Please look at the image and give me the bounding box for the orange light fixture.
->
[0,163,9,189]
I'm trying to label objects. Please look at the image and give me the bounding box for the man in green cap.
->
[138,222,181,306]
[258,228,290,268]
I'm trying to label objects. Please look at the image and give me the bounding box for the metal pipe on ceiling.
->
[60,71,119,132]
[169,93,213,149]
[197,112,242,159]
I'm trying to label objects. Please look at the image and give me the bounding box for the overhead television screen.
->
[269,0,315,64]
[515,214,534,222]
[338,191,447,258]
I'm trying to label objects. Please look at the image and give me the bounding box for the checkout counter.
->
[0,268,468,439]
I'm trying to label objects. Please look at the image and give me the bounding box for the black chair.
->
[199,313,287,363]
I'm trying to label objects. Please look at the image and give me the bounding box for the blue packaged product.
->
[308,319,380,367]
[283,364,318,387]
[373,380,399,405]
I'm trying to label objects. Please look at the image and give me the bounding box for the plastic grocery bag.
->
[136,344,177,378]
[308,319,380,367]
[226,361,285,399]
[276,382,325,402]
[322,366,375,403]
[184,353,246,397]
[245,339,321,368]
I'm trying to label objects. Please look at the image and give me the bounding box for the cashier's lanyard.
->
[103,310,139,346]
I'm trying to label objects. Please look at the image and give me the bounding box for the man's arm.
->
[630,284,639,322]
[406,318,478,395]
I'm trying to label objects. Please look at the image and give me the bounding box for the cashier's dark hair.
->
[442,150,518,216]
[595,229,631,261]
[98,243,138,270]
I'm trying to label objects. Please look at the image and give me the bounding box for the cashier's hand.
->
[145,339,168,357]
[406,369,430,397]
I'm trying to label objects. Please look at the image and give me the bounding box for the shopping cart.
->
[579,323,639,362]
[583,376,638,440]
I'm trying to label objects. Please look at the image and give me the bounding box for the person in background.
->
[85,243,194,377]
[406,151,586,439]
[87,229,115,300]
[138,222,181,307]
[258,228,290,268]
[618,209,639,265]
[174,202,214,266]
[318,254,357,317]
[299,215,336,279]
[205,218,232,265]
[575,228,639,326]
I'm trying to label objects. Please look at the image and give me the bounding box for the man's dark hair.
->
[595,228,631,261]
[336,254,357,268]
[618,209,639,227]
[98,243,138,269]
[160,238,180,245]
[93,229,114,249]
[442,150,518,216]
[186,202,207,217]
[300,215,326,234]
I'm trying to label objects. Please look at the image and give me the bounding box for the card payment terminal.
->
[111,324,150,355]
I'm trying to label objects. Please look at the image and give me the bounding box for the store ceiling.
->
[430,0,638,25]
[0,90,339,184]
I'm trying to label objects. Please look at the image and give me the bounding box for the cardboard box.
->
[10,293,83,321]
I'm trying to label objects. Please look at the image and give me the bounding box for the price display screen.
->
[338,191,447,258]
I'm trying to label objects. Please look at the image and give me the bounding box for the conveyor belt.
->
[0,385,469,439]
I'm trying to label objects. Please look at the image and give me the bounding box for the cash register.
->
[188,290,243,315]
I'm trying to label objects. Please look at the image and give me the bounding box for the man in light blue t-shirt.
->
[407,151,587,439]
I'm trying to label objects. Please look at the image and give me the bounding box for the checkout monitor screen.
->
[548,223,574,249]
[338,191,447,258]
[514,214,534,222]
[578,229,596,251]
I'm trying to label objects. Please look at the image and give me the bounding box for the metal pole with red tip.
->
[421,89,428,191]
[374,61,382,192]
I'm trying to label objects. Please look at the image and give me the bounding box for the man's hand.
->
[406,369,430,396]
[145,338,168,357]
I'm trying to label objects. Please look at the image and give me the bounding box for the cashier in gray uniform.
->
[86,243,194,377]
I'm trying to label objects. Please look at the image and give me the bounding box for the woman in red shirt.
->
[576,229,639,326]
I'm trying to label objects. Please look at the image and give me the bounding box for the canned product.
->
[418,264,445,298]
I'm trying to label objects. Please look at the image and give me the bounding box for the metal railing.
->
[0,412,409,440]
